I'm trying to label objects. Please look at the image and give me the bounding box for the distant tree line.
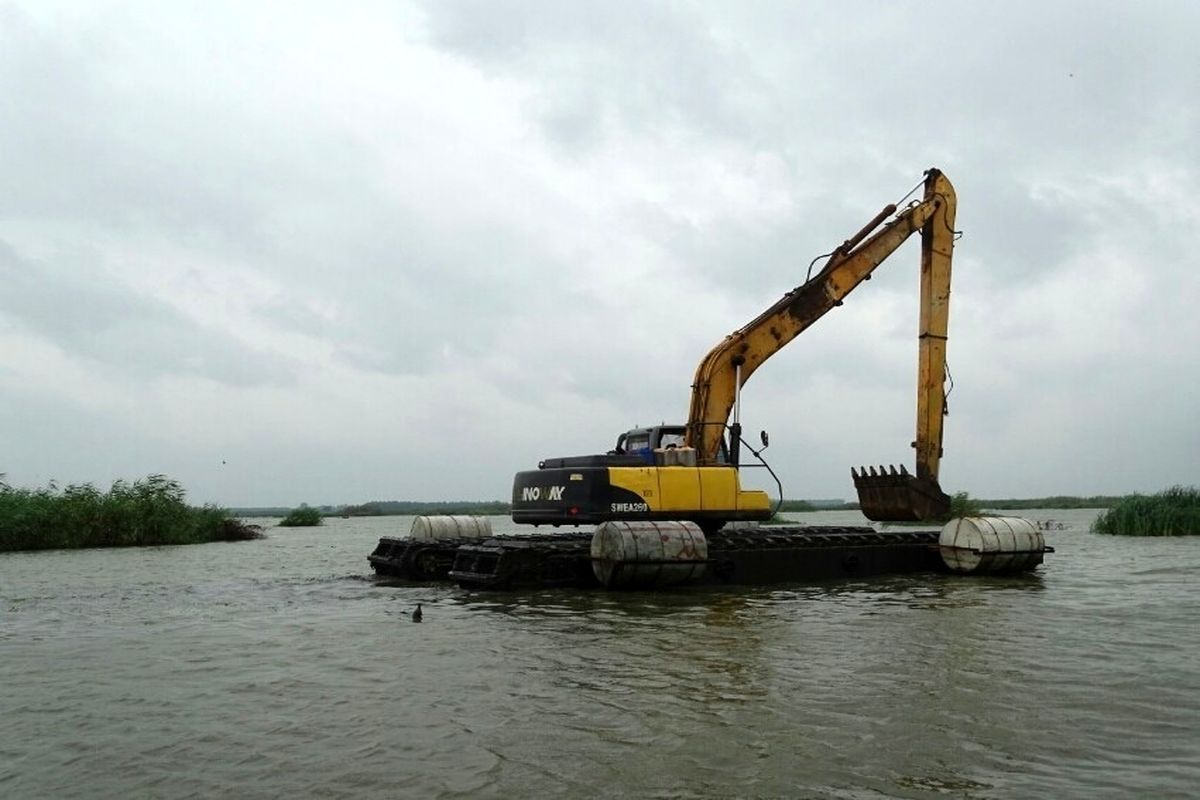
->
[341,500,511,516]
[229,500,512,518]
[975,495,1127,510]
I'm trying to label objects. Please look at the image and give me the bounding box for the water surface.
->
[2,510,1198,798]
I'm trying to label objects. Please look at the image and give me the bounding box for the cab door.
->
[657,465,701,512]
[697,466,738,510]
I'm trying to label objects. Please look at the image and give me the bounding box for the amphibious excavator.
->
[512,168,958,529]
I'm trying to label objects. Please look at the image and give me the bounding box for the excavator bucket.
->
[852,464,951,522]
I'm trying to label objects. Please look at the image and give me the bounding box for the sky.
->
[1,1,1197,507]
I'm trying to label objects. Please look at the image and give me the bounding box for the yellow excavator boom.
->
[684,168,957,520]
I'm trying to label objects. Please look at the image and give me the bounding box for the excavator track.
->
[368,536,477,581]
[703,525,941,584]
[448,532,596,590]
[369,526,944,590]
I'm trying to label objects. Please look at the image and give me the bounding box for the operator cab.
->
[612,425,728,465]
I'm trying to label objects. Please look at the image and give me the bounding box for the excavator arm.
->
[684,168,957,521]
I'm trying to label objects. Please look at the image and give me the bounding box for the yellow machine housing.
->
[511,425,770,529]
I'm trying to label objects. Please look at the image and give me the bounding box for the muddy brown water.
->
[2,509,1198,798]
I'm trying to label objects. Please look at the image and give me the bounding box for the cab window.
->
[657,431,685,449]
[625,433,651,453]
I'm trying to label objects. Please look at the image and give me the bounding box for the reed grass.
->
[0,474,262,552]
[278,505,323,527]
[946,491,984,519]
[1092,486,1200,536]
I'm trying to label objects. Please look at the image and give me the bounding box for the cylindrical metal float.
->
[590,521,709,589]
[408,515,493,541]
[939,516,1046,573]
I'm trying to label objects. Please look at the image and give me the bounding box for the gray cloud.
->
[1,1,1196,505]
[422,0,769,148]
[0,240,292,386]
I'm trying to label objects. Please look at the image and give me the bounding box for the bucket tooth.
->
[851,463,951,522]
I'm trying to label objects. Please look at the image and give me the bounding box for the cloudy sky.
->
[2,1,1197,507]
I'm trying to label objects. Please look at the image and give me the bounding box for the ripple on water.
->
[2,512,1199,797]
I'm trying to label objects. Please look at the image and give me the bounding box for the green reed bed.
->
[0,474,262,552]
[278,505,323,527]
[1092,486,1200,536]
[946,491,985,519]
